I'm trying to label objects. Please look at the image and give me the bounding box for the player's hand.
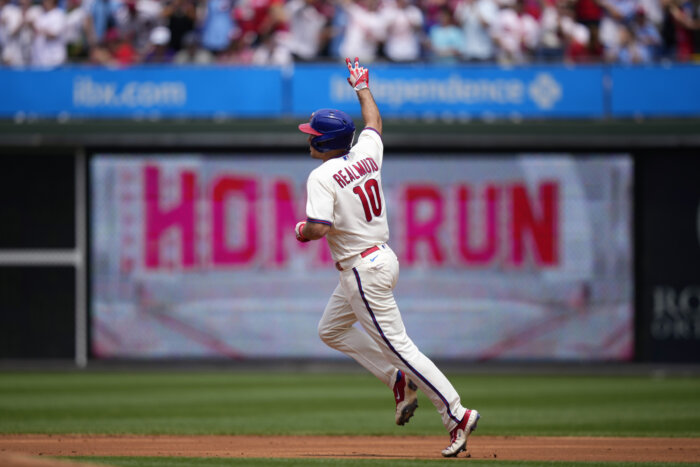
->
[295,221,310,242]
[346,57,369,92]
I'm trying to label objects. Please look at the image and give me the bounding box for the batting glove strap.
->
[295,221,310,243]
[353,81,369,92]
[346,57,369,92]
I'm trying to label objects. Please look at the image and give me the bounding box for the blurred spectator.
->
[692,0,700,60]
[639,0,664,24]
[173,30,214,63]
[88,27,114,63]
[659,0,678,57]
[1,0,23,65]
[538,0,591,62]
[132,0,162,22]
[90,25,137,64]
[113,0,154,54]
[0,0,694,67]
[559,3,596,61]
[666,0,700,60]
[200,0,234,53]
[12,0,43,66]
[574,0,603,60]
[217,30,255,62]
[381,0,424,62]
[575,0,603,26]
[0,0,15,48]
[143,24,173,62]
[64,0,95,61]
[492,0,539,64]
[110,26,137,63]
[614,22,653,61]
[522,0,541,18]
[338,0,386,62]
[283,0,334,61]
[251,30,292,64]
[162,0,196,52]
[538,0,566,61]
[421,0,451,30]
[597,0,639,59]
[86,0,119,44]
[632,6,662,58]
[234,0,288,47]
[428,5,462,62]
[454,0,498,62]
[326,1,347,57]
[31,0,67,67]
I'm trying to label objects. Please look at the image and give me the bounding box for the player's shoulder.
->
[352,127,383,153]
[308,164,327,181]
[359,126,382,143]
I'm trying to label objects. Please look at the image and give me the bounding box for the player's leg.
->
[340,249,470,432]
[318,282,396,386]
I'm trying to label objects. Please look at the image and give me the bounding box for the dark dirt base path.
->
[1,435,699,464]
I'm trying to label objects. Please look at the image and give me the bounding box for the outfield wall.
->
[1,62,699,364]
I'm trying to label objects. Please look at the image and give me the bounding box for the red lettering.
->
[510,182,559,266]
[345,167,356,181]
[404,185,444,265]
[211,175,258,265]
[368,158,379,171]
[340,170,351,184]
[353,162,367,176]
[361,160,372,173]
[144,165,196,269]
[457,184,499,265]
[333,173,346,188]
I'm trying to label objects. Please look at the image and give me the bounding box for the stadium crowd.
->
[0,0,698,67]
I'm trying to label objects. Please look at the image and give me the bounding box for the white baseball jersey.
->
[310,125,472,435]
[305,127,388,262]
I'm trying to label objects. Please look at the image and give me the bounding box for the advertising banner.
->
[610,65,700,117]
[291,64,605,118]
[91,154,633,360]
[639,156,700,362]
[0,66,283,118]
[3,64,700,119]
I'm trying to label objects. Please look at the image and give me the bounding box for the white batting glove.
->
[295,221,309,242]
[346,57,369,92]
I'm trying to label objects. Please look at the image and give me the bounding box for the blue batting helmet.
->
[298,108,356,153]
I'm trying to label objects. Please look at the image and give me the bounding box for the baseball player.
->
[295,57,480,457]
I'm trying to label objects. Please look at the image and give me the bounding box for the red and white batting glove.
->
[295,221,309,243]
[346,57,369,92]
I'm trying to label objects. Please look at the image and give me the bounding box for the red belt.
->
[335,246,380,271]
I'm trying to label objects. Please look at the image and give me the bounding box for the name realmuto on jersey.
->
[332,157,379,188]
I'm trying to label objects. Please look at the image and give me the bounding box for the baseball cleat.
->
[441,409,480,458]
[393,370,418,426]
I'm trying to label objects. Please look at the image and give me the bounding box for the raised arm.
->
[346,57,382,135]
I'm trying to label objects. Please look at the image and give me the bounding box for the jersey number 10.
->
[353,179,382,222]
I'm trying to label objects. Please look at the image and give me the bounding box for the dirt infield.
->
[1,435,699,465]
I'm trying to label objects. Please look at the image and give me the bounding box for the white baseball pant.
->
[317,244,467,431]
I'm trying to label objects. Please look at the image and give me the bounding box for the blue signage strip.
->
[610,65,700,117]
[0,66,283,118]
[1,64,699,119]
[291,64,606,118]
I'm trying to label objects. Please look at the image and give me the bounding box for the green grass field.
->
[1,371,699,466]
